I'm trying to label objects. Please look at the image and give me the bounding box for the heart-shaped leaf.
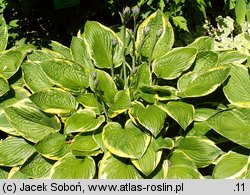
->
[0,137,36,167]
[167,151,203,179]
[136,10,174,60]
[65,109,105,134]
[70,36,93,69]
[213,150,250,179]
[223,64,250,108]
[153,47,197,80]
[50,154,96,179]
[35,132,70,160]
[102,119,150,159]
[0,51,23,79]
[4,99,61,143]
[22,61,54,92]
[129,102,166,136]
[29,88,78,115]
[159,101,194,130]
[84,21,123,69]
[108,89,131,118]
[40,59,89,93]
[178,66,230,97]
[19,153,53,179]
[207,108,250,149]
[98,152,143,179]
[175,136,222,168]
[131,138,163,176]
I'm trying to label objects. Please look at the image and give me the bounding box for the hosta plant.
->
[0,8,250,179]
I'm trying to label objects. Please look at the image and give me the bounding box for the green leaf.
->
[50,154,96,179]
[131,138,163,176]
[172,16,189,32]
[29,88,78,115]
[175,136,222,168]
[98,152,143,179]
[219,50,247,64]
[159,101,194,130]
[0,167,8,179]
[108,89,131,118]
[187,121,212,136]
[35,132,70,160]
[235,0,247,24]
[0,51,23,79]
[8,167,29,179]
[194,108,219,121]
[70,36,93,69]
[0,14,8,52]
[65,109,105,134]
[129,102,167,136]
[77,93,102,113]
[207,108,250,149]
[43,40,72,60]
[0,109,19,136]
[19,153,53,179]
[0,75,9,97]
[102,120,150,159]
[213,150,250,179]
[178,66,231,97]
[22,61,54,93]
[0,137,36,167]
[188,36,215,51]
[71,132,101,156]
[27,50,64,62]
[40,59,89,93]
[193,51,219,72]
[223,64,250,108]
[148,160,168,179]
[152,47,197,80]
[136,10,174,60]
[84,21,123,69]
[167,151,203,179]
[4,99,61,143]
[89,69,118,105]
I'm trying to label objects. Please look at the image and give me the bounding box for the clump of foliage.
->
[0,7,250,179]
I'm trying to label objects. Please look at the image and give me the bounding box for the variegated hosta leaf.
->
[0,109,19,136]
[42,40,72,60]
[131,138,163,176]
[29,88,78,115]
[159,101,194,130]
[70,36,93,69]
[40,59,89,93]
[187,121,212,136]
[84,21,123,69]
[35,132,70,160]
[65,109,105,134]
[77,93,102,114]
[178,66,231,98]
[175,136,222,168]
[148,160,168,179]
[8,167,29,179]
[0,137,36,167]
[4,99,61,143]
[71,132,101,156]
[0,14,8,52]
[50,154,96,179]
[223,64,250,108]
[207,108,250,149]
[89,69,118,106]
[194,108,218,121]
[219,50,247,64]
[19,153,53,179]
[0,75,9,97]
[129,102,166,137]
[98,152,143,179]
[213,150,250,179]
[167,151,203,179]
[0,50,23,79]
[152,47,197,80]
[108,89,131,118]
[22,61,54,92]
[27,50,65,62]
[0,167,8,179]
[136,10,174,61]
[193,51,218,72]
[188,36,215,51]
[102,119,150,159]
